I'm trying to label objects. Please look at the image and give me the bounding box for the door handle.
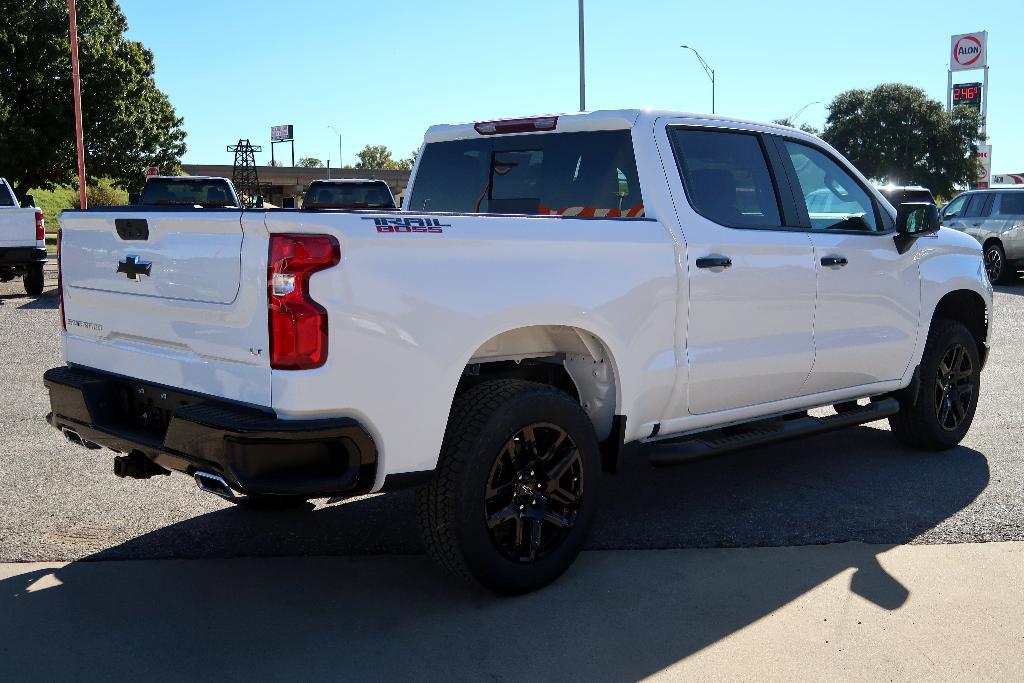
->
[696,256,732,269]
[820,256,848,267]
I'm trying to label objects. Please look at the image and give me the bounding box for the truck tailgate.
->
[58,209,272,406]
[0,207,39,247]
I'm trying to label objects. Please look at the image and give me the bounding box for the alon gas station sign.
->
[948,31,990,187]
[951,32,987,71]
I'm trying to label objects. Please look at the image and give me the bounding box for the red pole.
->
[68,0,87,209]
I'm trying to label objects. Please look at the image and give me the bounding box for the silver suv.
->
[942,189,1024,283]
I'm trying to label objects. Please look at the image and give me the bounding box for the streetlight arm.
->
[681,45,714,83]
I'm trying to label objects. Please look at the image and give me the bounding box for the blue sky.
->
[121,0,1024,174]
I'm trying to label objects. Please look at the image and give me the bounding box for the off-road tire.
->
[23,264,44,296]
[889,319,980,450]
[417,379,601,594]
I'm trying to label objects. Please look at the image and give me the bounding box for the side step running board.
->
[649,398,900,467]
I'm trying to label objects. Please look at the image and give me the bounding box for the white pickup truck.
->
[46,110,992,593]
[0,177,46,295]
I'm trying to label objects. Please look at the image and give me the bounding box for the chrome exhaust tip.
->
[62,427,100,450]
[194,471,237,500]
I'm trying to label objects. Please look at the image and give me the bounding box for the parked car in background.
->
[878,185,936,208]
[0,177,46,295]
[47,110,991,594]
[137,176,240,208]
[302,179,396,209]
[941,188,1024,283]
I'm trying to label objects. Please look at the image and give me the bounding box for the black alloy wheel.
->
[484,423,584,562]
[934,342,974,432]
[985,243,1009,284]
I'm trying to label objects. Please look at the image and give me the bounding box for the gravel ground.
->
[1,264,1021,561]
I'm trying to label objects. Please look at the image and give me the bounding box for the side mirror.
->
[19,194,36,208]
[282,196,296,209]
[252,195,264,209]
[894,202,940,254]
[128,193,141,205]
[896,202,940,235]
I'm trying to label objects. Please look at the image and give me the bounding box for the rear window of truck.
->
[140,179,236,207]
[0,182,14,206]
[303,181,395,209]
[408,130,644,217]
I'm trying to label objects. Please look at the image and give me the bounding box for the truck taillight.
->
[57,228,66,331]
[267,234,340,370]
[35,209,44,241]
[474,116,558,135]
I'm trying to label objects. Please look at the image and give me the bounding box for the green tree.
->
[821,84,982,198]
[772,118,820,136]
[0,0,186,197]
[64,178,126,208]
[297,157,324,168]
[354,144,397,170]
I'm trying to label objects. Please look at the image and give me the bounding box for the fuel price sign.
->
[953,83,982,111]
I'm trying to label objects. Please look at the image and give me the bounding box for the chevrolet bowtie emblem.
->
[117,255,152,281]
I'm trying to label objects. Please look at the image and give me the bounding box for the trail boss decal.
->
[364,216,448,233]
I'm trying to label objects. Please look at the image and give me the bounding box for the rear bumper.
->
[44,365,377,498]
[0,246,46,266]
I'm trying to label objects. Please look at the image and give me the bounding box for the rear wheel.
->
[23,264,44,296]
[889,319,980,450]
[418,379,600,594]
[984,242,1011,284]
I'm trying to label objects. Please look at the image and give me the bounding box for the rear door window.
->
[668,128,782,229]
[408,130,644,217]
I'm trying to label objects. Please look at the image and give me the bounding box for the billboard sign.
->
[951,32,987,72]
[144,166,160,177]
[271,124,294,142]
[992,174,1024,186]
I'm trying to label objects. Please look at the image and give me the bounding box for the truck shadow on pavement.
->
[0,424,990,680]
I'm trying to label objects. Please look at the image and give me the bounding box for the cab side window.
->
[669,128,783,229]
[943,194,968,219]
[783,141,878,232]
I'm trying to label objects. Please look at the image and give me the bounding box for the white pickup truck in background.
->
[46,110,992,593]
[0,177,46,295]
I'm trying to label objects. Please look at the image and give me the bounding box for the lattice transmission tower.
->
[227,139,262,207]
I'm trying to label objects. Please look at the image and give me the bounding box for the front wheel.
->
[418,379,601,594]
[23,264,44,296]
[889,319,980,450]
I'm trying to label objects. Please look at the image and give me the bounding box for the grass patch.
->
[31,181,128,231]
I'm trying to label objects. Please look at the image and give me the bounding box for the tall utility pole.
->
[578,0,586,111]
[68,0,87,208]
[681,45,716,114]
[328,125,343,169]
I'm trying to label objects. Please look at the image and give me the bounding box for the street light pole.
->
[680,45,715,114]
[328,125,342,170]
[578,0,586,111]
[788,101,821,124]
[68,0,87,208]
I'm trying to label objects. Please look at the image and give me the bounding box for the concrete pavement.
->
[2,541,1022,681]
